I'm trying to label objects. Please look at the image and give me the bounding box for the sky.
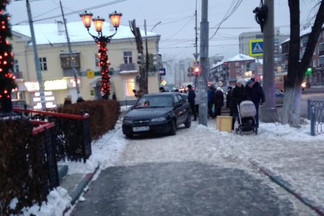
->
[17,105,323,215]
[7,0,319,61]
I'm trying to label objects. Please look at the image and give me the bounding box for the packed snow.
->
[21,106,323,215]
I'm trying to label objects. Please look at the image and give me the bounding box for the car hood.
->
[126,107,173,119]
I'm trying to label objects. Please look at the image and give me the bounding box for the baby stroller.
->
[235,100,258,135]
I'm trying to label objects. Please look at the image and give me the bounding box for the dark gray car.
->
[122,92,192,138]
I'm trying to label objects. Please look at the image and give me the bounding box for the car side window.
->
[174,95,179,104]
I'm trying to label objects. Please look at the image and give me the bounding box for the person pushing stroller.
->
[231,79,249,130]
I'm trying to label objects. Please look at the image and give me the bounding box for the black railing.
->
[14,108,91,162]
[32,121,59,189]
[308,99,324,136]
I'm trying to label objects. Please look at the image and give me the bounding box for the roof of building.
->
[12,21,159,45]
[227,53,255,62]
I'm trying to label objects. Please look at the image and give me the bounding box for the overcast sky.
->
[7,0,319,61]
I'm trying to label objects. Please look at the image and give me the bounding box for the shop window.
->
[124,78,135,96]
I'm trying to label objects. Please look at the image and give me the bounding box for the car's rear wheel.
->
[184,114,191,128]
[169,120,176,135]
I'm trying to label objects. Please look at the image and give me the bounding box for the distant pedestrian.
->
[64,95,72,105]
[187,85,197,121]
[226,86,233,116]
[231,79,249,129]
[112,92,117,100]
[214,87,224,117]
[76,97,84,103]
[207,85,216,118]
[245,78,265,127]
[194,89,200,118]
[159,87,166,92]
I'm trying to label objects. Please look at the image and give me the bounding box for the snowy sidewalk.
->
[205,120,324,215]
[22,118,324,216]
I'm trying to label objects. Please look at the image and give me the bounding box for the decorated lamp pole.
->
[80,11,122,99]
[0,0,16,114]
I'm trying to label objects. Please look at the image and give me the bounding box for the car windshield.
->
[135,95,173,108]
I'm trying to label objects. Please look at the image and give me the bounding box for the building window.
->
[60,53,80,69]
[124,78,135,96]
[123,51,133,64]
[235,62,239,67]
[95,53,100,67]
[39,57,47,71]
[13,59,19,72]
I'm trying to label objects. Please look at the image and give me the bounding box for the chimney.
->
[57,20,64,35]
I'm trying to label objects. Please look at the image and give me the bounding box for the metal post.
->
[59,0,80,95]
[261,0,277,122]
[310,105,315,136]
[26,0,46,110]
[198,0,209,126]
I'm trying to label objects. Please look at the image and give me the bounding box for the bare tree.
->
[282,0,324,127]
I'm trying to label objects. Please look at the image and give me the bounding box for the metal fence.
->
[308,99,324,136]
[14,108,91,162]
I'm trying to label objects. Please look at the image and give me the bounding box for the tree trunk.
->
[282,0,324,127]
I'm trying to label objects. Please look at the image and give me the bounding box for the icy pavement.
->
[22,117,324,216]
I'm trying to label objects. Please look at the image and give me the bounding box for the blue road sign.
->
[249,39,264,57]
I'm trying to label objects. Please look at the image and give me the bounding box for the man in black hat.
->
[245,78,265,127]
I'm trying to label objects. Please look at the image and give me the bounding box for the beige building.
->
[10,21,160,109]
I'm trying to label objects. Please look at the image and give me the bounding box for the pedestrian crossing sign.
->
[249,39,264,57]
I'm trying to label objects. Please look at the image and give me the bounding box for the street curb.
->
[62,164,100,216]
[250,160,324,216]
[58,165,68,183]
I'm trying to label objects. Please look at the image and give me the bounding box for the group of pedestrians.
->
[230,78,265,129]
[187,78,265,130]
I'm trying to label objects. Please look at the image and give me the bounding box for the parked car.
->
[275,89,284,107]
[122,92,192,138]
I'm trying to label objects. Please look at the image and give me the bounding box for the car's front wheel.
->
[125,133,134,138]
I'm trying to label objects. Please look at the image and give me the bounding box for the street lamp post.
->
[80,11,122,99]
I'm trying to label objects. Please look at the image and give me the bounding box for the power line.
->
[13,0,127,25]
[209,0,243,40]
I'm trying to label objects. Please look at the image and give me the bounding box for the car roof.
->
[142,92,181,97]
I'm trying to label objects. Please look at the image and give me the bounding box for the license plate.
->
[133,126,149,132]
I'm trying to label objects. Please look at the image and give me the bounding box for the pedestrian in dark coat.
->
[245,78,265,127]
[226,86,233,116]
[187,85,197,121]
[214,87,224,117]
[231,79,249,129]
[207,85,216,118]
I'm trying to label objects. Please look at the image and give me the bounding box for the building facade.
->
[10,21,160,109]
[281,27,324,86]
[209,54,257,87]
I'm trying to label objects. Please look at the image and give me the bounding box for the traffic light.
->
[137,53,144,65]
[306,67,312,75]
[193,66,201,75]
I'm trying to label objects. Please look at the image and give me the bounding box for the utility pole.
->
[262,0,277,122]
[198,0,209,126]
[26,0,46,110]
[144,19,149,90]
[129,20,147,93]
[59,0,80,96]
[193,0,199,88]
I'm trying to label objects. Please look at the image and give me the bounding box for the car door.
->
[173,94,187,125]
